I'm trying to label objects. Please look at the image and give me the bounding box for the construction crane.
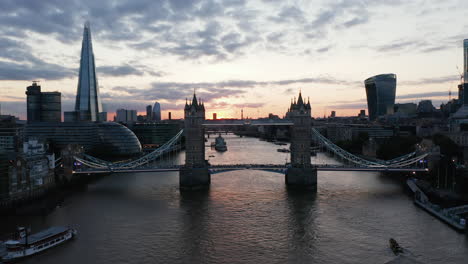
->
[457,66,464,84]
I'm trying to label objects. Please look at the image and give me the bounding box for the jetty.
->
[407,178,466,232]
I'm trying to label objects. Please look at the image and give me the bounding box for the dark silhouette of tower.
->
[179,93,210,188]
[26,82,61,123]
[285,91,317,189]
[70,22,106,122]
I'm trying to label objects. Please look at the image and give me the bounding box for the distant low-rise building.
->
[130,123,182,150]
[116,109,138,123]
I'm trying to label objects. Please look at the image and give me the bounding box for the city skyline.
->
[0,0,467,119]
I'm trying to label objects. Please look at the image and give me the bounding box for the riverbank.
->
[0,173,109,216]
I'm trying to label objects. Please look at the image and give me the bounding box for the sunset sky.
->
[0,0,467,120]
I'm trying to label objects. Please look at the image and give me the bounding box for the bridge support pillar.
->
[285,167,317,190]
[179,167,211,189]
[181,92,210,190]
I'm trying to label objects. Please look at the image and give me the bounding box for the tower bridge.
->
[73,92,431,191]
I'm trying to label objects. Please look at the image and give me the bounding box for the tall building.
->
[153,102,161,121]
[69,22,105,122]
[116,109,137,123]
[25,82,61,123]
[146,105,152,120]
[364,74,397,121]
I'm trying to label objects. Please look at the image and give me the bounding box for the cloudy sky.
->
[0,0,467,119]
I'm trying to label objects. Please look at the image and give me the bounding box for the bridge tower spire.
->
[180,92,211,189]
[286,91,317,190]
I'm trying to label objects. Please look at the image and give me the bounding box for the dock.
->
[407,178,466,232]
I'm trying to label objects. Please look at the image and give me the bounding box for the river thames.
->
[2,134,468,263]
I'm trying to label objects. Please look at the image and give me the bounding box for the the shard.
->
[74,22,104,122]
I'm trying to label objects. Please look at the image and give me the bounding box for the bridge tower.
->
[180,93,211,189]
[285,92,317,189]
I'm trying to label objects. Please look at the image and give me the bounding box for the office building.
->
[394,103,417,116]
[65,22,106,122]
[116,109,137,123]
[131,123,182,149]
[146,105,152,120]
[0,116,23,153]
[364,74,397,121]
[153,102,161,121]
[358,110,366,118]
[25,82,61,123]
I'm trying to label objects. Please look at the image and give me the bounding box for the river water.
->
[2,134,468,263]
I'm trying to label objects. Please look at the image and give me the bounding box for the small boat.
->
[389,238,404,255]
[214,134,227,152]
[274,142,287,146]
[2,226,77,262]
[277,148,290,153]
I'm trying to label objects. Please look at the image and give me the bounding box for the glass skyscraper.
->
[74,22,103,122]
[364,74,397,121]
[153,102,161,121]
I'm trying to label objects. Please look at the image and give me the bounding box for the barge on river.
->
[1,226,77,262]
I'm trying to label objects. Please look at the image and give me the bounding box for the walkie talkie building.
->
[364,74,397,121]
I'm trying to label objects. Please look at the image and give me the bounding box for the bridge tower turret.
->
[285,91,317,189]
[180,92,211,189]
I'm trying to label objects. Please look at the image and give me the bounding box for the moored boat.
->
[215,134,227,152]
[277,148,290,153]
[1,226,77,262]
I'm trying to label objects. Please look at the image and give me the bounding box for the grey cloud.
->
[327,103,367,110]
[0,36,74,80]
[400,75,458,85]
[0,61,74,81]
[97,65,144,76]
[233,103,265,108]
[271,6,306,24]
[396,91,449,100]
[374,34,460,54]
[108,76,361,104]
[342,16,369,28]
[316,45,332,53]
[376,40,416,52]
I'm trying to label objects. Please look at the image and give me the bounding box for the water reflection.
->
[285,188,318,262]
[178,189,211,263]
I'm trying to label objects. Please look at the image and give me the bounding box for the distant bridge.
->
[203,119,293,126]
[72,164,429,175]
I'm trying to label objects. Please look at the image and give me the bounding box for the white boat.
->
[1,226,77,262]
[214,134,227,152]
